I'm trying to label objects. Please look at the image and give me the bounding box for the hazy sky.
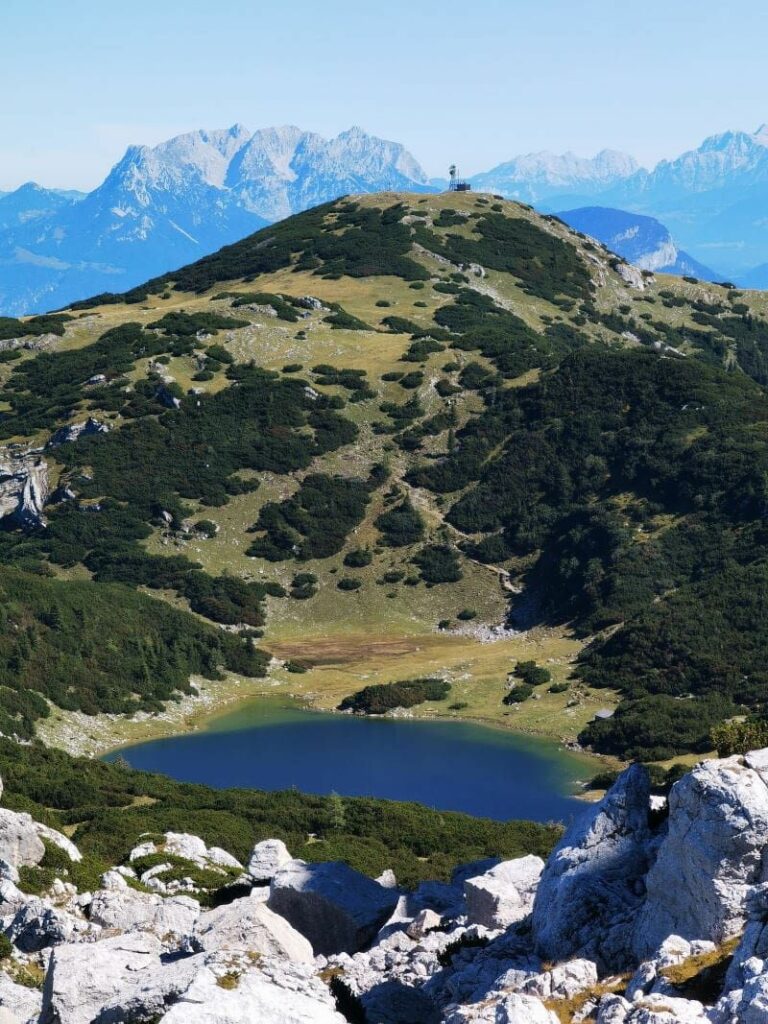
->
[1,0,766,191]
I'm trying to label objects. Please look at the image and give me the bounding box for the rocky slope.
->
[3,750,768,1021]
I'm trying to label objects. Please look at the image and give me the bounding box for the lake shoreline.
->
[36,671,618,799]
[106,695,598,823]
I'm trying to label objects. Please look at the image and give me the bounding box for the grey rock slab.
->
[634,755,768,958]
[157,952,346,1023]
[88,886,200,948]
[40,932,200,1024]
[0,810,45,869]
[464,855,544,930]
[194,893,313,961]
[532,763,654,971]
[0,970,42,1024]
[268,860,399,955]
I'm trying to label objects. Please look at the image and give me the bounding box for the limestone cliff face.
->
[0,454,48,528]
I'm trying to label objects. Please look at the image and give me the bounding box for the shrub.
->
[503,684,533,704]
[343,548,373,568]
[548,681,570,694]
[513,661,552,686]
[339,678,450,714]
[337,577,362,591]
[290,573,318,600]
[412,544,463,584]
[194,520,218,538]
[375,499,425,547]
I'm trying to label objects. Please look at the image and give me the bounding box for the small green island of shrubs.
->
[338,677,450,714]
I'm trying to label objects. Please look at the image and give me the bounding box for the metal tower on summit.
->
[448,164,471,192]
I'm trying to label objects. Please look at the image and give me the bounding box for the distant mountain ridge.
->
[469,124,768,282]
[470,149,642,205]
[5,120,768,315]
[555,207,720,282]
[0,125,431,315]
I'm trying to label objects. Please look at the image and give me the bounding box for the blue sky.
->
[1,0,766,190]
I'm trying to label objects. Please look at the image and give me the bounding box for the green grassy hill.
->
[3,189,768,765]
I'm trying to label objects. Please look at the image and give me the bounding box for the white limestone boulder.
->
[532,763,653,970]
[157,952,347,1023]
[406,907,442,939]
[464,855,544,930]
[634,755,768,959]
[40,932,200,1024]
[157,831,238,869]
[268,860,399,955]
[0,970,42,1024]
[6,894,91,952]
[444,991,560,1022]
[88,885,200,948]
[247,838,292,883]
[0,810,45,869]
[520,958,598,1000]
[193,893,313,961]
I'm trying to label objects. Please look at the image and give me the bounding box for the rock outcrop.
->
[634,754,768,958]
[247,837,293,883]
[47,417,110,446]
[464,855,543,930]
[532,762,654,970]
[0,811,45,870]
[193,893,314,961]
[0,455,48,529]
[268,859,400,955]
[88,880,200,948]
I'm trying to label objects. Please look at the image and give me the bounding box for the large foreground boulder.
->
[194,892,313,961]
[40,934,344,1024]
[158,954,346,1023]
[464,855,544,930]
[0,970,42,1024]
[634,754,768,959]
[532,763,654,970]
[268,860,399,955]
[39,932,199,1024]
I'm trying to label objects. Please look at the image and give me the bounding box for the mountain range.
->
[554,206,719,281]
[0,125,431,315]
[4,121,768,314]
[474,124,768,283]
[2,191,768,1022]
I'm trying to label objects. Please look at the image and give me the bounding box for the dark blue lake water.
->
[110,699,590,823]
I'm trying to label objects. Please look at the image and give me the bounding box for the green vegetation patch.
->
[248,473,372,561]
[338,677,450,714]
[0,740,560,889]
[0,567,267,738]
